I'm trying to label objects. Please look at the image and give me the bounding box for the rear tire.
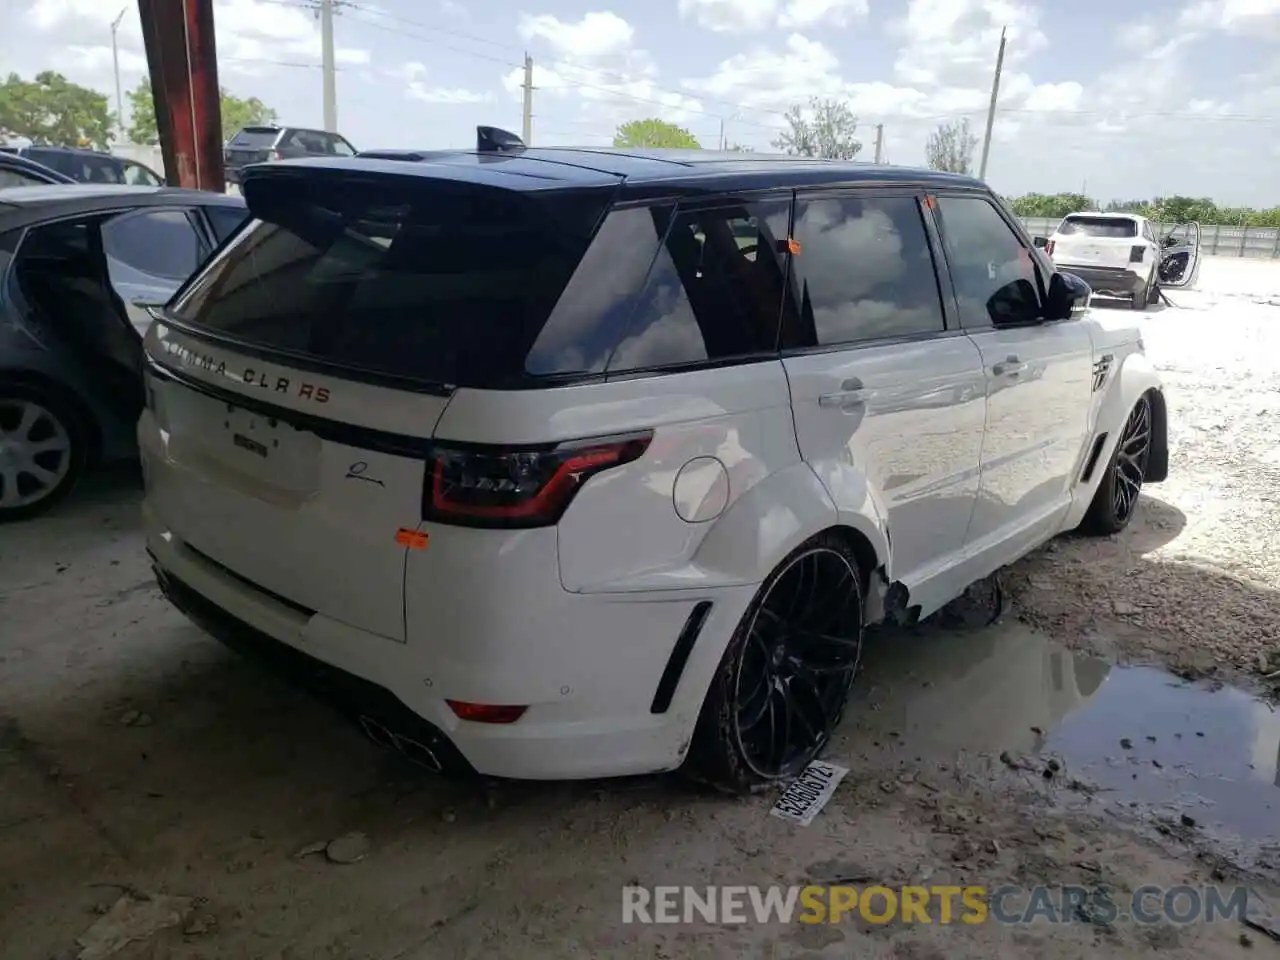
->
[1078,395,1152,536]
[684,532,864,795]
[1131,274,1151,311]
[0,379,89,522]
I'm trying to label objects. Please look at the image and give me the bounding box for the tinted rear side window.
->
[526,200,791,376]
[1058,216,1137,239]
[169,174,610,388]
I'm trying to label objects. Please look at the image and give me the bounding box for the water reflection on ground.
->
[831,616,1279,852]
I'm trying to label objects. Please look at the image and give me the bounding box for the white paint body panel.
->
[140,290,1162,778]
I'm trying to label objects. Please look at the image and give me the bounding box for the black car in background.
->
[0,146,165,186]
[0,151,76,187]
[223,125,357,183]
[0,185,248,520]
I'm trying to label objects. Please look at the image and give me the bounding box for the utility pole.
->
[873,124,884,163]
[521,53,534,145]
[977,26,1006,181]
[320,0,337,132]
[110,7,127,143]
[718,117,726,150]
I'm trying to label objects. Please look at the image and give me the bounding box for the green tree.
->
[924,118,978,175]
[126,76,278,145]
[1007,192,1095,219]
[772,97,861,160]
[613,118,701,149]
[0,71,114,148]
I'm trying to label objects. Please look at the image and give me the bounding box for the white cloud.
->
[397,61,490,105]
[890,0,1047,89]
[1180,0,1280,35]
[519,11,635,58]
[677,0,867,33]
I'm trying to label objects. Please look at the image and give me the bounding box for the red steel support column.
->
[138,0,224,191]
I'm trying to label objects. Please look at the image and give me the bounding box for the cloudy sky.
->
[4,0,1279,204]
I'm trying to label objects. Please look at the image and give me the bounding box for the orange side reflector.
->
[786,237,802,255]
[395,528,429,550]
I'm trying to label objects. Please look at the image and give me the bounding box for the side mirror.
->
[1044,271,1090,321]
[1032,236,1048,249]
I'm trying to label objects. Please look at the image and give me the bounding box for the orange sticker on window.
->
[786,238,802,255]
[395,528,429,550]
[924,195,937,209]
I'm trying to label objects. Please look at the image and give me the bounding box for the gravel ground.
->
[1,257,1278,959]
[1007,257,1280,690]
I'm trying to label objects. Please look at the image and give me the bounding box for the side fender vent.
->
[650,601,713,714]
[1091,354,1114,394]
[1080,433,1108,484]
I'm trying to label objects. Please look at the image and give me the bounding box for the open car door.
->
[1158,221,1202,289]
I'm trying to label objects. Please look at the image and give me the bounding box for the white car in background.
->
[1045,212,1203,310]
[1045,213,1162,310]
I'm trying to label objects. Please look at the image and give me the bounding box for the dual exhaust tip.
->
[358,715,443,773]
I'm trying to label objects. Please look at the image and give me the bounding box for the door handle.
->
[992,356,1026,377]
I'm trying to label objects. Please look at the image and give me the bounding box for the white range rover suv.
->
[139,135,1169,793]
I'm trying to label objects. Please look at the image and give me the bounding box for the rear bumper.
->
[1057,264,1147,298]
[142,501,757,781]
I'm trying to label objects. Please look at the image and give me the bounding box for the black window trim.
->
[777,185,960,359]
[928,187,1049,332]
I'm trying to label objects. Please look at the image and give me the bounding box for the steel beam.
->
[138,0,224,191]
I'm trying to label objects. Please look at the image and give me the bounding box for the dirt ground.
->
[2,257,1278,959]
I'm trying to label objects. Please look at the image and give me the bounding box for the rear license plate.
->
[218,404,320,490]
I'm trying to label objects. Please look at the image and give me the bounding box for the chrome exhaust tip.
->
[358,715,396,750]
[391,733,443,773]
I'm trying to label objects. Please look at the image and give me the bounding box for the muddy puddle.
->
[833,616,1280,865]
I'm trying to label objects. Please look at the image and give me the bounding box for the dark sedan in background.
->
[0,146,165,187]
[0,184,248,520]
[0,151,76,188]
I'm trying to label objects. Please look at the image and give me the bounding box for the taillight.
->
[422,431,652,529]
[1045,240,1055,255]
[1129,245,1145,263]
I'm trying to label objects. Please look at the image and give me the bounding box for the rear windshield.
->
[229,128,281,147]
[1057,216,1137,239]
[168,173,610,388]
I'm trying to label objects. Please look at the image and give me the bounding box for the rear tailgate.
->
[143,160,620,642]
[1052,216,1142,268]
[224,128,281,168]
[145,330,449,642]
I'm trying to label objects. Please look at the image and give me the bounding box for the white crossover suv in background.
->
[1045,212,1162,310]
[139,132,1169,794]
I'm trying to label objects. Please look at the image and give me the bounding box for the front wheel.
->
[1078,395,1152,536]
[684,532,864,795]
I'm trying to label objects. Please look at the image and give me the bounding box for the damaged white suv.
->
[140,133,1168,793]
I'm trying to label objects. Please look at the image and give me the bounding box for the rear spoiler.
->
[476,126,525,154]
[354,127,527,163]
